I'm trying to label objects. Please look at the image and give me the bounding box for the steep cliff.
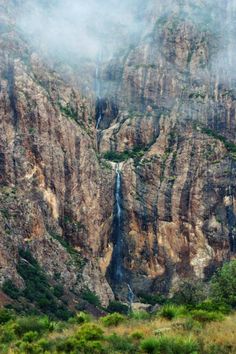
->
[0,0,236,309]
[99,0,236,296]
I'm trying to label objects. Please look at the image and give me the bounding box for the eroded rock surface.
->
[0,0,236,306]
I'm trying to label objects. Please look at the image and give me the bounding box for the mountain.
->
[0,0,236,311]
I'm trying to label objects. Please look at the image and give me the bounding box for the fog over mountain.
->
[17,0,148,60]
[15,0,236,76]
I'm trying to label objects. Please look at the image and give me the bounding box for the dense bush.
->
[141,337,160,354]
[101,313,126,327]
[107,300,129,314]
[131,310,150,320]
[211,260,236,308]
[107,333,136,353]
[82,289,101,307]
[141,336,199,354]
[0,308,15,324]
[2,280,21,300]
[190,309,224,323]
[103,146,147,163]
[76,323,104,341]
[172,279,208,306]
[22,331,39,343]
[158,304,186,320]
[14,316,51,336]
[73,312,91,324]
[138,292,166,306]
[56,324,104,353]
[13,248,72,320]
[196,299,231,315]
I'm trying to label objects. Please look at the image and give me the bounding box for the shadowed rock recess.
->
[0,0,236,308]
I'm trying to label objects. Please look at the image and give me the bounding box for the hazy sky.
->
[17,0,147,60]
[16,0,236,75]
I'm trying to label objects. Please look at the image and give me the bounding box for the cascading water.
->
[127,283,135,310]
[109,164,124,284]
[95,54,103,129]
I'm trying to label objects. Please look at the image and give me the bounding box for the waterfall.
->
[95,53,103,129]
[110,164,124,283]
[127,283,135,310]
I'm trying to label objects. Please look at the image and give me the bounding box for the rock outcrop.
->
[0,0,236,307]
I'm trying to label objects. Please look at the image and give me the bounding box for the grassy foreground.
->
[0,307,235,353]
[1,259,236,353]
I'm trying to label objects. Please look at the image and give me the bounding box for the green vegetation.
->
[50,232,85,269]
[189,91,206,100]
[138,292,166,306]
[103,146,148,163]
[159,304,187,320]
[211,260,236,307]
[58,102,78,121]
[141,336,199,354]
[172,279,208,306]
[107,300,129,315]
[2,280,21,300]
[201,127,236,159]
[0,260,236,352]
[101,313,126,327]
[2,249,73,320]
[82,289,101,307]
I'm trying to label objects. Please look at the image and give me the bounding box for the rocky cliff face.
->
[100,0,236,296]
[0,0,236,308]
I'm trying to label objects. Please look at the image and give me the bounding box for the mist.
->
[17,0,148,62]
[15,0,236,81]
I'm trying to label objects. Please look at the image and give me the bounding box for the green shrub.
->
[17,341,43,353]
[130,310,150,320]
[101,313,126,327]
[138,293,166,306]
[196,299,231,314]
[77,340,105,354]
[130,331,144,340]
[0,308,15,324]
[141,337,160,353]
[73,312,91,324]
[107,333,136,353]
[172,279,208,306]
[183,318,203,332]
[37,338,52,351]
[53,284,64,298]
[82,289,101,307]
[158,305,186,320]
[107,300,129,314]
[211,260,236,308]
[103,146,147,163]
[58,103,78,121]
[190,310,224,323]
[15,316,51,336]
[2,279,21,300]
[0,323,16,343]
[202,127,236,156]
[22,331,39,343]
[77,323,104,341]
[141,336,199,354]
[206,343,232,354]
[16,248,71,320]
[56,337,81,352]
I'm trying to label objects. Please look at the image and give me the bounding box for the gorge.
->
[0,0,236,311]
